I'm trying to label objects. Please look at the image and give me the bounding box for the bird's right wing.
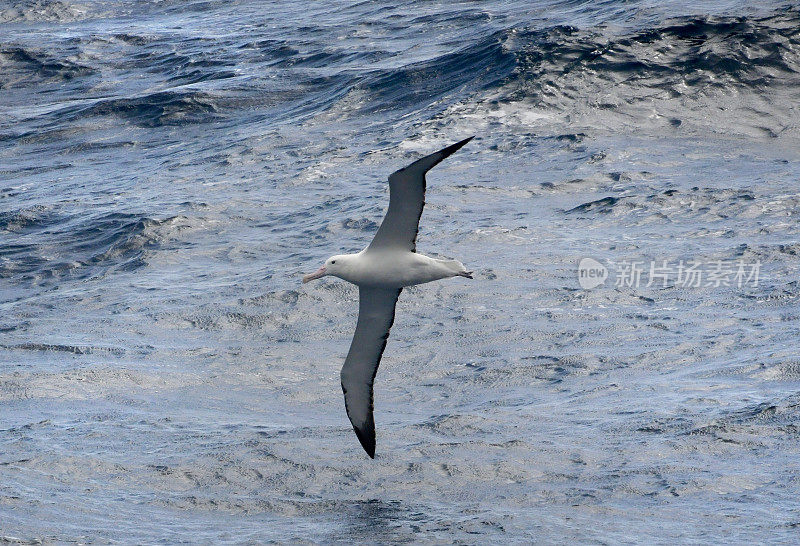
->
[366,137,473,253]
[340,286,402,458]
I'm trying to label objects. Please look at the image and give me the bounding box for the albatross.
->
[302,136,475,458]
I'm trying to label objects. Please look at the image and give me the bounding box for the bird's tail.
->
[438,259,472,279]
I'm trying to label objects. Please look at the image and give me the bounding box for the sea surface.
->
[2,0,800,542]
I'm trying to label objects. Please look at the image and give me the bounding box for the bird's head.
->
[302,254,350,283]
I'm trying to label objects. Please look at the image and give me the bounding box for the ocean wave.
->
[345,31,516,116]
[0,211,190,286]
[0,45,94,89]
[0,342,126,355]
[563,186,799,224]
[408,9,800,139]
[4,7,797,137]
[77,91,221,127]
[289,8,797,137]
[508,12,799,97]
[0,0,88,23]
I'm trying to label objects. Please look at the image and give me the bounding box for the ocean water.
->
[2,0,800,542]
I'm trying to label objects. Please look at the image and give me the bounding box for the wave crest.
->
[1,211,192,287]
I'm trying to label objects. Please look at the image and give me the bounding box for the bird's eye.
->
[331,260,336,264]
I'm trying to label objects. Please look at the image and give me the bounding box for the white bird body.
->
[302,136,474,458]
[316,250,470,288]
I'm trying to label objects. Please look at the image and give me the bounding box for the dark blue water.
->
[2,0,800,542]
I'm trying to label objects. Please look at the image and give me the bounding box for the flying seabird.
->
[302,136,475,458]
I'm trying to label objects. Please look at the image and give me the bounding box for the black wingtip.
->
[439,136,475,159]
[352,420,376,459]
[407,136,475,176]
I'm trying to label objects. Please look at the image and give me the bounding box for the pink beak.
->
[302,266,327,283]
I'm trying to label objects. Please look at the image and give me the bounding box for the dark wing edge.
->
[340,286,403,458]
[367,136,474,253]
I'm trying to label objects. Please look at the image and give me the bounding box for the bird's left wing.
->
[340,286,402,458]
[366,136,473,253]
